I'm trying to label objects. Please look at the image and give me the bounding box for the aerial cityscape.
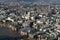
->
[0,0,60,40]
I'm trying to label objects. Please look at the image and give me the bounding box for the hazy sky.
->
[0,0,60,2]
